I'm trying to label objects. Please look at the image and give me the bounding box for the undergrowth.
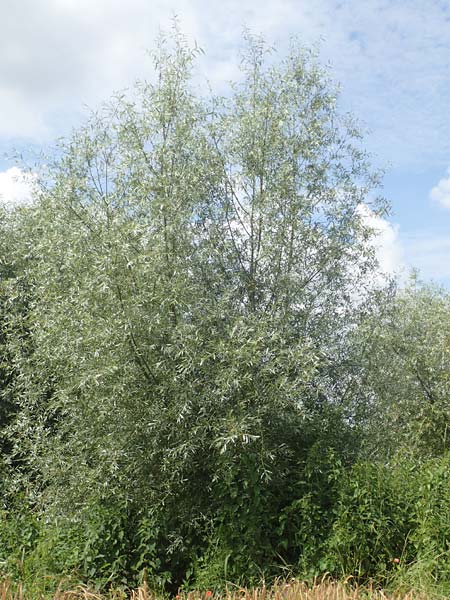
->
[0,579,445,600]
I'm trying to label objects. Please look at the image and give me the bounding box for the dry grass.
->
[0,579,435,600]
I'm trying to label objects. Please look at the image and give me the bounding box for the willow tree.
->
[6,30,386,585]
[354,281,450,459]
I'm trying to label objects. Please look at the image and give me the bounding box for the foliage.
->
[0,27,448,598]
[324,460,416,579]
[353,280,450,458]
[410,454,450,589]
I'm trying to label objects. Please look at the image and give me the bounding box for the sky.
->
[1,0,450,286]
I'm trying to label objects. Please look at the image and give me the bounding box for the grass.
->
[0,579,441,600]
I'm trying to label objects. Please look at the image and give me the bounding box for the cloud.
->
[2,0,449,169]
[316,1,450,170]
[356,208,450,289]
[358,204,405,279]
[0,167,34,207]
[0,0,310,140]
[429,168,450,209]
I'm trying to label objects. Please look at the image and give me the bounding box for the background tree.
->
[354,279,450,459]
[0,204,33,500]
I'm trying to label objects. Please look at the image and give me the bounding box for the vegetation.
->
[0,28,449,598]
[0,579,441,600]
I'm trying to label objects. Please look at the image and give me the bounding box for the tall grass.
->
[0,579,438,600]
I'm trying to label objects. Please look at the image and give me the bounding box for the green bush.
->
[276,446,344,575]
[0,499,40,581]
[408,454,450,589]
[323,461,417,580]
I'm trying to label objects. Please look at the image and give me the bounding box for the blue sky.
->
[1,0,450,286]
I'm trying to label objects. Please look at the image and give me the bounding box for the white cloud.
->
[309,1,450,169]
[0,167,34,207]
[358,204,405,279]
[2,0,449,169]
[429,168,450,209]
[354,208,450,289]
[0,0,309,140]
